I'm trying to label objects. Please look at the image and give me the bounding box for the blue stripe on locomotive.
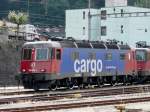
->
[60,48,128,75]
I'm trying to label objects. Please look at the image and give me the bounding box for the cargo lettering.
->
[74,59,103,76]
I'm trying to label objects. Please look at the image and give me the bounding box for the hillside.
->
[0,0,149,27]
[0,0,105,26]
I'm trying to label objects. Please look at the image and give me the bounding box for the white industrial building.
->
[105,0,128,7]
[65,9,100,41]
[65,0,150,46]
[101,6,150,46]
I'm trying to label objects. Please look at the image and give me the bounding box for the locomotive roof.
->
[23,41,131,50]
[23,41,61,48]
[135,48,150,51]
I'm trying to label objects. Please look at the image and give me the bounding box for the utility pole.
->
[88,0,91,41]
[45,0,48,15]
[145,0,148,8]
[27,0,30,15]
[88,0,91,10]
[27,0,30,23]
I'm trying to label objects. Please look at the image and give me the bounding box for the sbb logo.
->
[74,59,103,76]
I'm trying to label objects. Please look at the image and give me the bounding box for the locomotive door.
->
[51,48,62,73]
[125,50,136,74]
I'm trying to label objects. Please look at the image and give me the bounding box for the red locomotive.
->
[20,40,150,90]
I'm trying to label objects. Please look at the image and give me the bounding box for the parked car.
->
[8,23,40,41]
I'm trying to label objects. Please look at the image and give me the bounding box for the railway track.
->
[0,84,149,105]
[0,84,149,96]
[0,95,150,112]
[0,90,47,96]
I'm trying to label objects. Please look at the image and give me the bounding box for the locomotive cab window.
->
[23,49,32,60]
[56,49,61,60]
[136,50,146,61]
[36,48,48,60]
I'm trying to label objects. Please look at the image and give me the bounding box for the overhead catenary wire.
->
[9,0,44,5]
[30,16,64,21]
[91,11,150,18]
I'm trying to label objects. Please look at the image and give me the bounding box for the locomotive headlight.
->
[22,69,26,72]
[40,69,46,72]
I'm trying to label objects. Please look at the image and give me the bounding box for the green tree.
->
[134,0,150,8]
[8,11,28,40]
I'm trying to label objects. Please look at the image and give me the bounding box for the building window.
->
[101,10,107,20]
[113,8,116,12]
[101,26,107,36]
[83,11,85,19]
[136,12,139,16]
[121,25,124,34]
[144,12,147,16]
[105,53,112,60]
[121,9,124,17]
[83,27,85,35]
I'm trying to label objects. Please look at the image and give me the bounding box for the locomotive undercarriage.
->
[21,72,142,91]
[136,71,150,84]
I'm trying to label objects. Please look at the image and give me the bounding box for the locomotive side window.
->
[72,52,79,60]
[23,49,32,60]
[56,49,61,60]
[120,53,126,60]
[132,52,135,59]
[105,53,112,60]
[136,50,146,61]
[36,48,48,60]
[147,53,150,60]
[49,48,54,59]
[89,52,96,59]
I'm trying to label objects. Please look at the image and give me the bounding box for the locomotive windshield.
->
[136,50,146,61]
[23,49,32,60]
[36,48,48,60]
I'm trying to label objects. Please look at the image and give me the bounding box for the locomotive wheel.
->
[123,76,128,85]
[34,86,39,91]
[128,76,134,85]
[97,77,103,88]
[79,84,86,89]
[65,79,75,90]
[111,81,116,86]
[50,84,57,91]
[68,83,75,90]
[33,81,39,91]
